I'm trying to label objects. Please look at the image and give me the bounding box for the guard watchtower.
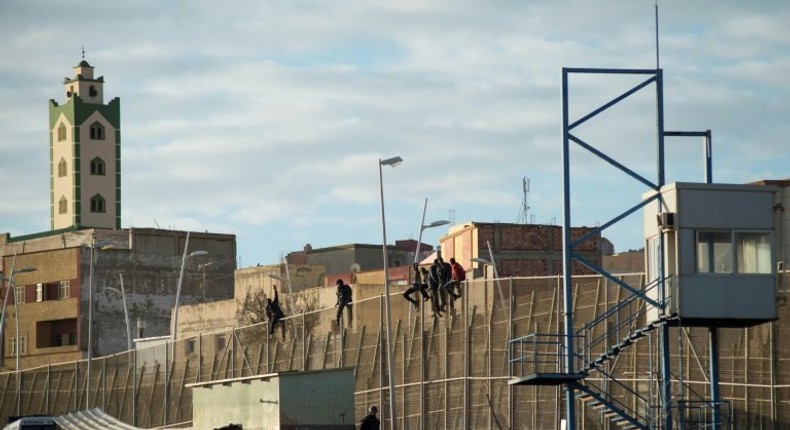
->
[644,182,777,327]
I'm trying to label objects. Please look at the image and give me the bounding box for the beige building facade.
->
[0,228,236,371]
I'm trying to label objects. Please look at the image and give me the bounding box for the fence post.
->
[379,294,384,427]
[164,338,169,427]
[133,348,137,427]
[302,313,307,370]
[101,356,105,411]
[46,363,50,415]
[463,280,469,430]
[508,277,514,429]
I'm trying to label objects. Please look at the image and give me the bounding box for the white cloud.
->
[1,0,788,262]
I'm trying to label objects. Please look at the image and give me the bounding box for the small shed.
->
[187,368,356,430]
[643,182,777,326]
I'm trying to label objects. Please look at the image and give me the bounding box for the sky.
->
[1,1,788,267]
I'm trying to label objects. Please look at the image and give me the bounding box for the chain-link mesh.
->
[1,275,788,428]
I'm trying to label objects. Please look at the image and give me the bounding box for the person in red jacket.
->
[448,258,466,304]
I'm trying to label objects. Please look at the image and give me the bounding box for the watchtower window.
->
[697,230,772,275]
[58,196,68,214]
[735,232,771,274]
[696,231,732,273]
[90,157,105,176]
[90,194,106,213]
[89,122,105,140]
[57,123,67,141]
[58,158,67,177]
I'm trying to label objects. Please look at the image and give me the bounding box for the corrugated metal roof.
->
[52,408,167,430]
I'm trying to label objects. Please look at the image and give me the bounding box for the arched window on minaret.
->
[89,121,105,140]
[58,158,67,177]
[57,123,67,141]
[90,157,105,176]
[58,196,68,214]
[90,194,106,213]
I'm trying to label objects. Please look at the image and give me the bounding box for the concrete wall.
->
[175,299,238,339]
[234,264,325,300]
[603,250,645,274]
[191,368,355,430]
[304,244,410,277]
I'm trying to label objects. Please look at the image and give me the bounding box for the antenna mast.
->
[654,0,660,69]
[516,176,530,224]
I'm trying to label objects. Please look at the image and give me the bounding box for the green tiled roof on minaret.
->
[49,58,121,230]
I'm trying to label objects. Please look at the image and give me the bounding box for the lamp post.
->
[172,231,208,341]
[85,237,114,408]
[105,278,131,351]
[379,155,402,430]
[470,257,506,310]
[0,257,37,417]
[414,198,450,265]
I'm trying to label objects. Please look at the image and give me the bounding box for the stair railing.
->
[577,275,672,368]
[573,367,653,430]
[671,371,733,429]
[509,333,572,379]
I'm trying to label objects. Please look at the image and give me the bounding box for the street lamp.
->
[379,155,401,430]
[414,199,450,265]
[86,237,114,408]
[0,258,37,417]
[105,276,131,351]
[172,231,208,341]
[471,257,506,311]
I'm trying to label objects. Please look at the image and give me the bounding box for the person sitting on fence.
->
[438,256,455,311]
[403,263,430,309]
[429,259,446,316]
[265,285,286,340]
[448,257,466,302]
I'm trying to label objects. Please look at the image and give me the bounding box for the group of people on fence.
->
[403,256,465,317]
[263,256,468,338]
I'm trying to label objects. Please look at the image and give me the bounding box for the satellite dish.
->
[350,263,361,284]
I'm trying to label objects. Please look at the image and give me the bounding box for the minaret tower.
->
[49,58,121,230]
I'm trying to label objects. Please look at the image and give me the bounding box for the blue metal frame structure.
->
[561,67,672,429]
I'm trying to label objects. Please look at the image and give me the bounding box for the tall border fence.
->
[1,274,788,429]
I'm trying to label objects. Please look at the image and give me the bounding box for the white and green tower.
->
[49,59,121,230]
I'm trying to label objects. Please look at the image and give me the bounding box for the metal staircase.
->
[508,294,731,430]
[573,376,650,430]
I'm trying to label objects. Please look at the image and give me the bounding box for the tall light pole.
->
[379,155,402,429]
[172,231,208,341]
[86,237,113,408]
[471,257,506,310]
[414,198,450,265]
[105,277,131,351]
[0,256,37,416]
